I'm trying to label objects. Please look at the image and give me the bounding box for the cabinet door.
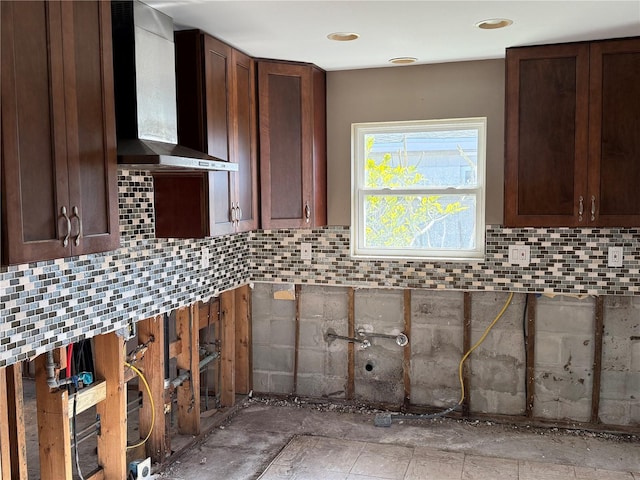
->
[2,1,71,264]
[63,1,119,255]
[588,38,640,226]
[203,35,235,236]
[230,49,259,232]
[504,44,589,227]
[258,61,314,229]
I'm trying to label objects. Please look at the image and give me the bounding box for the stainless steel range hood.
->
[111,0,237,172]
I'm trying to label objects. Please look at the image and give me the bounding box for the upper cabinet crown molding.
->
[1,1,119,265]
[504,36,640,227]
[257,60,327,229]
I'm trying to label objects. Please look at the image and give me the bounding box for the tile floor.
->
[259,435,639,480]
[159,400,640,480]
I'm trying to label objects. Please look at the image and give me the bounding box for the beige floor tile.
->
[292,469,349,480]
[461,455,518,480]
[273,436,320,466]
[258,463,295,479]
[519,460,575,479]
[405,456,464,480]
[347,475,394,480]
[295,437,365,473]
[360,442,414,460]
[350,452,411,479]
[413,447,465,464]
[574,466,635,480]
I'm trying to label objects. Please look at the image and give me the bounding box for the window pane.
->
[364,130,479,188]
[363,194,477,250]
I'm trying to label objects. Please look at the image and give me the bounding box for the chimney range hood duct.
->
[111,0,237,172]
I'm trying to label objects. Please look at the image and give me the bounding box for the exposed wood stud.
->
[293,285,301,394]
[176,305,201,435]
[591,296,604,424]
[525,293,537,417]
[220,290,236,407]
[35,353,72,480]
[0,368,10,480]
[137,314,167,463]
[347,288,355,400]
[7,364,27,480]
[462,292,472,416]
[235,285,253,394]
[403,290,412,409]
[94,332,127,479]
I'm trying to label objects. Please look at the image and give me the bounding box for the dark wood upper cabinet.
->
[505,37,640,227]
[157,30,258,238]
[1,1,119,265]
[258,61,327,229]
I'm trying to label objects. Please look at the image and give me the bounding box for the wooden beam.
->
[35,353,72,480]
[219,290,236,407]
[293,285,301,394]
[85,469,105,480]
[0,368,11,480]
[462,292,472,416]
[168,339,183,359]
[67,381,107,418]
[94,332,127,480]
[6,364,27,480]
[346,288,355,401]
[235,285,253,394]
[403,290,412,409]
[525,293,537,417]
[137,314,167,463]
[199,298,220,330]
[591,296,604,424]
[176,305,201,435]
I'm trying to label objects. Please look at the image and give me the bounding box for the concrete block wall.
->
[298,285,350,398]
[469,292,526,415]
[252,283,640,426]
[252,284,296,394]
[410,290,464,407]
[534,295,595,422]
[354,289,405,405]
[600,296,640,425]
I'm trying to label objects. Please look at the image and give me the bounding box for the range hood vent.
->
[111,0,237,172]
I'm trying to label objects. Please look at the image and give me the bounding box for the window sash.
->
[351,117,486,261]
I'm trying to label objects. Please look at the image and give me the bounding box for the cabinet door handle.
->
[578,196,584,222]
[230,204,237,223]
[304,201,311,223]
[72,206,83,246]
[236,203,242,224]
[61,206,71,247]
[591,195,596,221]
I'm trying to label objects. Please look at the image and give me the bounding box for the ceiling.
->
[145,1,640,71]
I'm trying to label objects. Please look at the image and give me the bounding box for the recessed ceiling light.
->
[475,18,513,30]
[327,32,360,42]
[389,57,418,65]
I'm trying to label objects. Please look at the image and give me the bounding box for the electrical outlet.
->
[300,242,312,260]
[508,245,530,266]
[608,246,623,267]
[202,248,210,269]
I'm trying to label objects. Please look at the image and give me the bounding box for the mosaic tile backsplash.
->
[1,169,639,366]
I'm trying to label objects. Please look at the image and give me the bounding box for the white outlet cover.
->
[301,242,312,260]
[608,246,623,268]
[508,245,530,266]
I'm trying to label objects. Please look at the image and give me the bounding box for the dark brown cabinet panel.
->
[588,38,640,226]
[258,61,326,229]
[505,37,640,227]
[1,1,119,265]
[163,30,258,238]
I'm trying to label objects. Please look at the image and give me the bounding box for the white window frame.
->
[351,117,486,261]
